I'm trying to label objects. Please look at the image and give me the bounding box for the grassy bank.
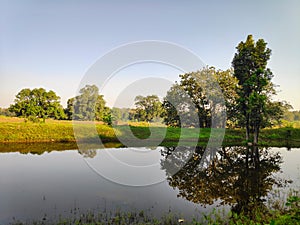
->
[9,192,300,225]
[0,116,299,148]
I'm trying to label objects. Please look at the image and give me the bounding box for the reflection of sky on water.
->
[272,148,300,189]
[0,149,211,223]
[0,147,299,224]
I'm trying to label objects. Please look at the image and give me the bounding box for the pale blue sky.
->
[1,0,299,109]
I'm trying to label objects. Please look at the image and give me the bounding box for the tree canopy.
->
[4,35,291,132]
[66,85,110,122]
[232,35,289,143]
[162,67,238,128]
[9,88,66,121]
[133,95,163,122]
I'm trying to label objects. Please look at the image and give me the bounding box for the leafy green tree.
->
[134,95,163,122]
[232,35,287,143]
[9,88,66,121]
[162,67,238,128]
[213,68,239,127]
[162,83,198,127]
[111,107,131,123]
[161,84,181,127]
[179,71,211,127]
[67,85,110,122]
[95,95,110,122]
[65,97,75,120]
[72,85,99,120]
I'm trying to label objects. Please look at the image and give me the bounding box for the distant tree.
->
[0,108,15,117]
[111,107,131,123]
[65,97,75,120]
[232,35,287,144]
[179,71,211,127]
[162,83,198,127]
[284,110,300,121]
[134,95,163,122]
[95,95,110,122]
[262,100,292,127]
[67,85,110,122]
[9,88,66,121]
[161,84,181,127]
[128,108,137,121]
[162,67,238,128]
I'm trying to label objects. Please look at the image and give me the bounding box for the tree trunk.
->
[244,109,250,141]
[246,126,250,141]
[253,125,259,145]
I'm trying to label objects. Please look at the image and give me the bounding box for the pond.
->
[0,145,299,224]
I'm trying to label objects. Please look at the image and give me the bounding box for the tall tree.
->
[232,35,285,144]
[67,85,110,122]
[9,88,66,121]
[134,95,163,122]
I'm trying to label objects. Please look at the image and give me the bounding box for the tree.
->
[179,71,211,127]
[0,108,15,117]
[162,67,238,128]
[9,88,66,121]
[213,68,239,127]
[67,84,110,122]
[111,107,131,124]
[284,110,300,121]
[232,35,286,144]
[65,97,75,120]
[134,95,163,122]
[162,83,198,127]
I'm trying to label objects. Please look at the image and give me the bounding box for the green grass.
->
[0,116,300,148]
[9,192,300,225]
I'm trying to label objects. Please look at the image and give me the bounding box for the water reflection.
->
[0,144,299,223]
[161,146,286,216]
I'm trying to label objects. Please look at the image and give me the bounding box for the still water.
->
[0,146,299,224]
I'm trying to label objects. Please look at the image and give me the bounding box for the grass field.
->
[0,116,299,148]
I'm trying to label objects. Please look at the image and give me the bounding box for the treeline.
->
[2,84,158,124]
[284,110,300,121]
[1,35,294,141]
[2,67,290,128]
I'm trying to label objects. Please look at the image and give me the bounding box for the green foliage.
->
[133,95,163,122]
[0,107,15,117]
[111,107,131,123]
[9,88,66,121]
[162,67,238,128]
[162,83,190,127]
[66,85,110,122]
[284,110,300,122]
[232,34,287,143]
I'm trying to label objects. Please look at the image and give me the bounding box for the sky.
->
[0,0,299,109]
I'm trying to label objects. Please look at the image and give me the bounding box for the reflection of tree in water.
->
[161,146,284,216]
